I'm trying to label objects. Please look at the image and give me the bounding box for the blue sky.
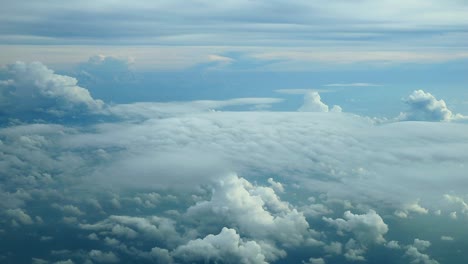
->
[1,1,468,264]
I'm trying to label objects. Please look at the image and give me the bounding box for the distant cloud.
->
[208,54,234,64]
[76,55,135,83]
[298,91,342,112]
[275,89,330,95]
[0,61,103,118]
[398,90,464,122]
[324,83,382,87]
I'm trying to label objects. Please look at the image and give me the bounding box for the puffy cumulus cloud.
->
[398,90,464,122]
[443,194,468,215]
[5,208,34,225]
[187,174,315,249]
[0,61,103,117]
[80,215,180,247]
[343,239,366,262]
[324,210,388,245]
[440,236,454,241]
[88,250,119,263]
[303,257,326,264]
[172,227,268,264]
[298,91,342,113]
[52,204,85,216]
[405,239,439,264]
[394,200,429,218]
[385,240,401,249]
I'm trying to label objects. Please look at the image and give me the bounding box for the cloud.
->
[324,83,382,87]
[323,210,388,245]
[5,208,34,225]
[394,200,429,218]
[1,86,468,263]
[106,97,283,119]
[88,250,119,263]
[398,90,464,122]
[76,55,134,83]
[187,174,314,248]
[275,89,331,95]
[80,215,181,247]
[343,239,366,262]
[405,239,439,264]
[298,91,342,112]
[0,61,103,118]
[172,227,268,264]
[208,54,235,65]
[303,257,326,264]
[440,236,454,241]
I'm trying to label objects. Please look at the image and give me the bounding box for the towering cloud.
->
[298,91,342,113]
[0,61,103,117]
[398,90,463,122]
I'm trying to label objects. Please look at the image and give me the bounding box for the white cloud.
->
[395,200,428,218]
[398,90,464,122]
[172,227,268,264]
[444,194,468,215]
[303,257,326,264]
[0,61,103,116]
[324,210,388,245]
[405,239,439,264]
[187,174,314,248]
[80,215,180,247]
[275,89,331,95]
[324,242,342,255]
[385,240,401,249]
[440,236,454,241]
[107,97,283,119]
[298,91,330,112]
[208,54,234,64]
[344,239,366,262]
[324,83,382,87]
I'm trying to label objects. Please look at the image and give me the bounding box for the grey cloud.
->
[2,0,467,53]
[88,250,119,263]
[80,215,181,247]
[5,208,34,225]
[75,55,135,83]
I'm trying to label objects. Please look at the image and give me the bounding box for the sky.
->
[1,1,468,264]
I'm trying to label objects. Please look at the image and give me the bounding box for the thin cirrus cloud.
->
[324,83,383,87]
[1,0,468,70]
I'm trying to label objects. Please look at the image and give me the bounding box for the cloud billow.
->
[0,61,103,118]
[398,90,464,122]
